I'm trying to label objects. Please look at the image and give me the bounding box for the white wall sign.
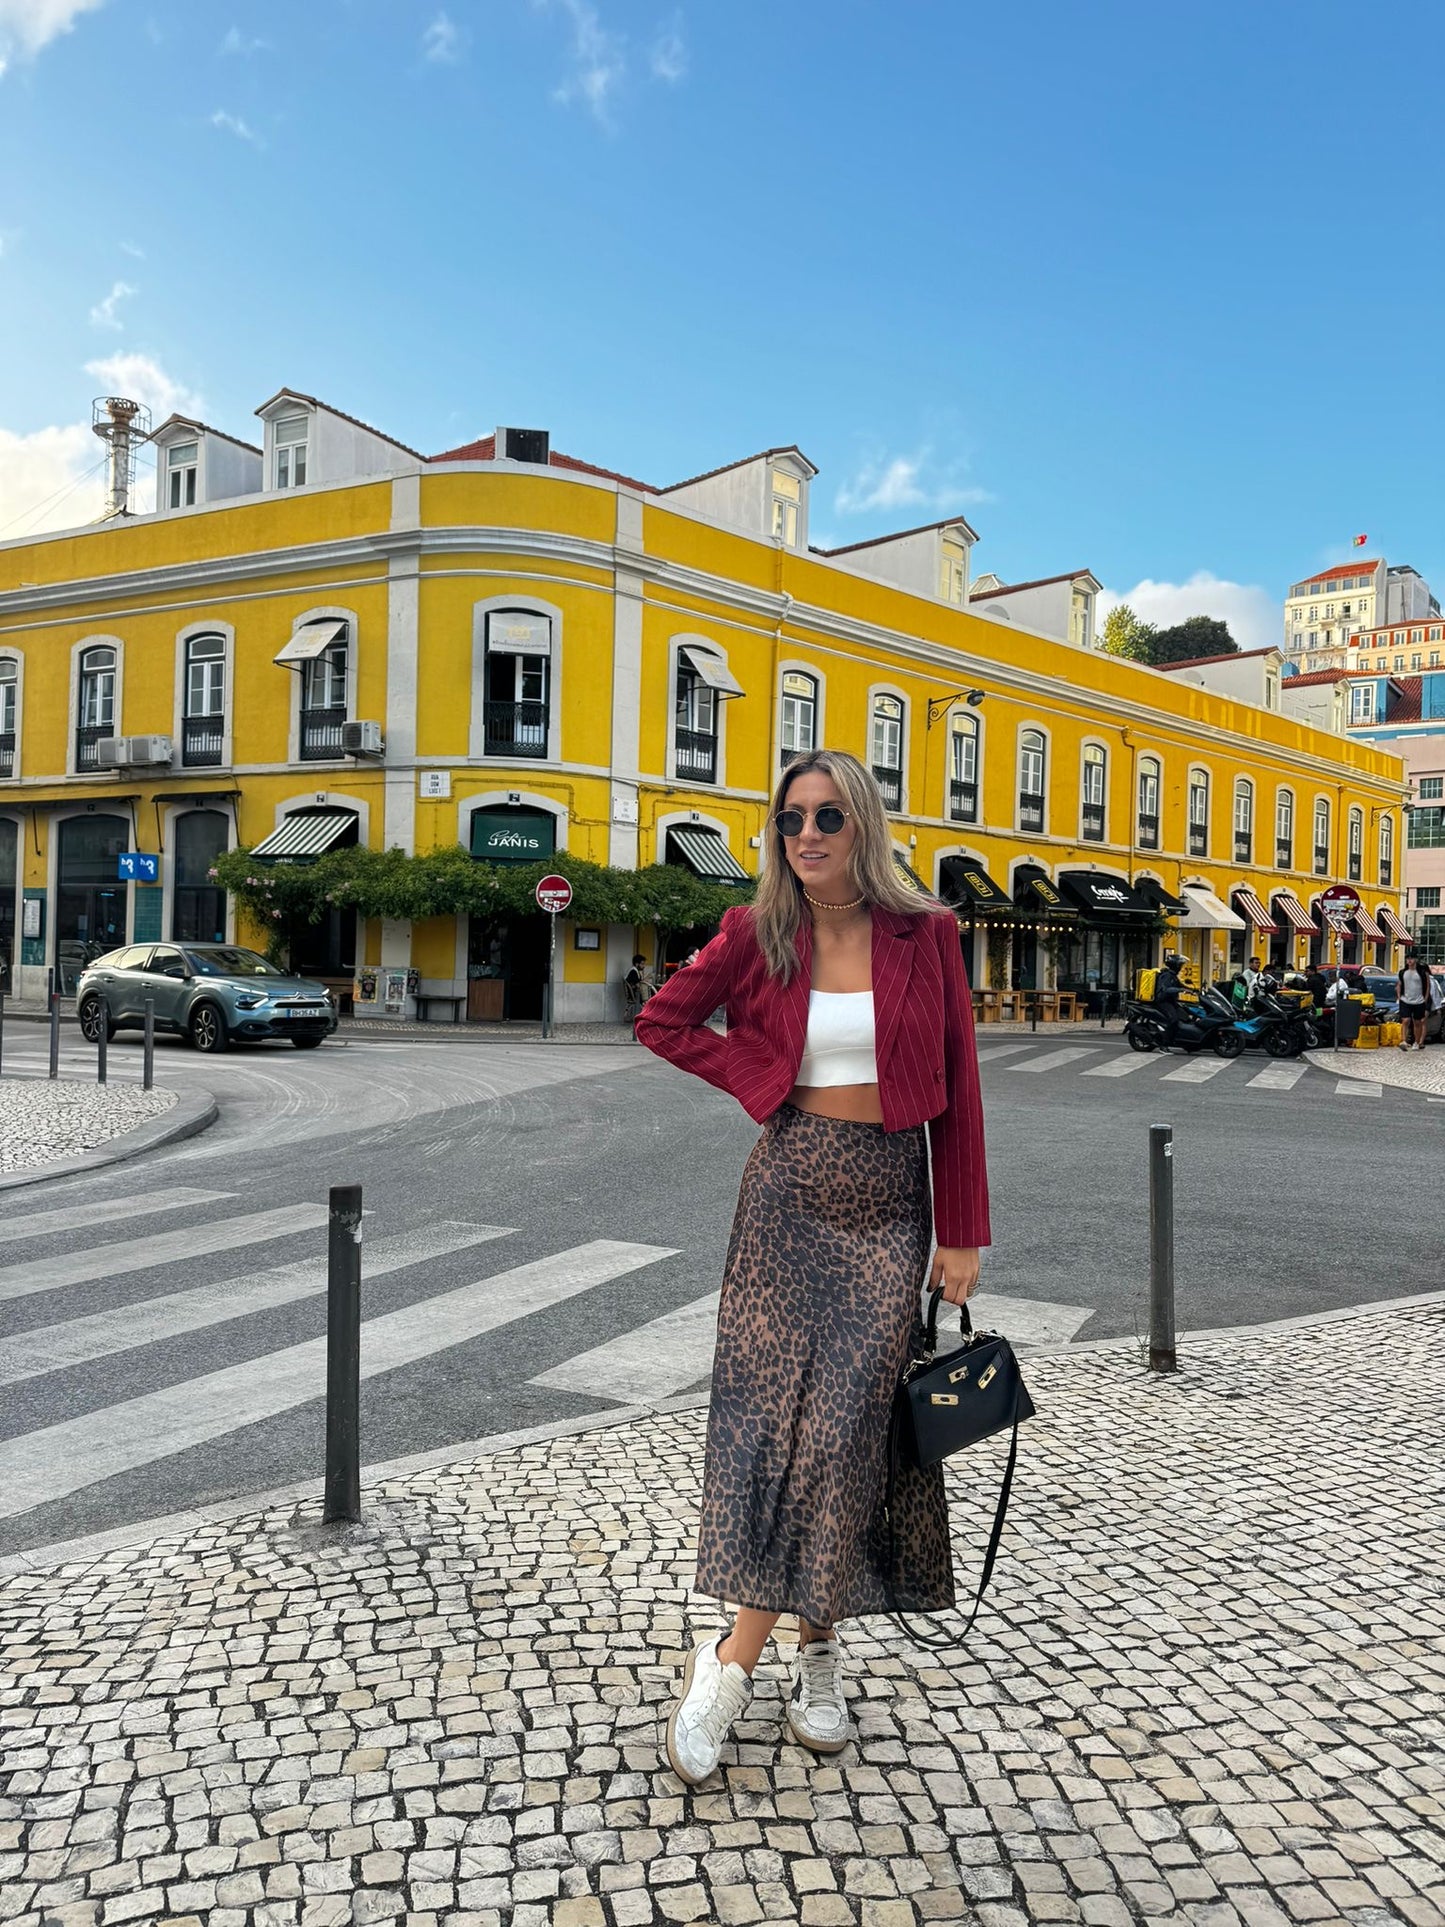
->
[612,793,638,824]
[419,771,452,798]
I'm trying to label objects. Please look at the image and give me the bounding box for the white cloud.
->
[119,238,144,260]
[210,107,263,146]
[85,350,202,424]
[835,448,992,519]
[1096,572,1282,650]
[219,24,268,54]
[421,10,461,62]
[545,0,625,125]
[0,352,202,539]
[0,0,104,67]
[88,278,135,330]
[649,14,686,82]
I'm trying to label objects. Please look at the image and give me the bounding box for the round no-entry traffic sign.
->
[1319,883,1360,914]
[535,874,573,914]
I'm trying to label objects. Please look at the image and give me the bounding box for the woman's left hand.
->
[929,1245,981,1307]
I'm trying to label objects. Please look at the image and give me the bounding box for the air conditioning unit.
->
[341,719,384,757]
[95,734,173,768]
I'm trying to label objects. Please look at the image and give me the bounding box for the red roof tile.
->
[427,433,656,493]
[1160,645,1282,670]
[1390,676,1424,722]
[1281,669,1351,687]
[1296,561,1379,583]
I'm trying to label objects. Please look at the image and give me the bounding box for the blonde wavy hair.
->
[751,749,937,980]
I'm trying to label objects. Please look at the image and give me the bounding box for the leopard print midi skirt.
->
[694,1104,955,1628]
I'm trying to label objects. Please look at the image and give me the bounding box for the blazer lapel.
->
[779,916,813,1070]
[871,910,916,1071]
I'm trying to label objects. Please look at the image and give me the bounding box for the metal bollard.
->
[49,986,60,1080]
[143,996,155,1091]
[1148,1123,1177,1372]
[324,1184,363,1524]
[96,1005,107,1086]
[0,987,5,1078]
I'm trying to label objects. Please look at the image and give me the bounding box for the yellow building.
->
[0,392,1409,1022]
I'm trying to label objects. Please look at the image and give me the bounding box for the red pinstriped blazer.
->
[635,903,990,1248]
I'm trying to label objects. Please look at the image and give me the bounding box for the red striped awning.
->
[1271,891,1318,935]
[1379,906,1412,944]
[1231,887,1278,931]
[1353,904,1386,943]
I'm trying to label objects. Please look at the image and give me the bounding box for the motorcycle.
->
[1233,978,1312,1057]
[1124,987,1246,1057]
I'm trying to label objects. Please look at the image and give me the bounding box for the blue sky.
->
[2,0,1443,644]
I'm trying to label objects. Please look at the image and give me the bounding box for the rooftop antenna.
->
[91,395,152,520]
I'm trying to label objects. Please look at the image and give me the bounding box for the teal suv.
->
[76,943,339,1053]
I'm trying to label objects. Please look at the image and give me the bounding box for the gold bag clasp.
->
[948,1363,971,1384]
[930,1393,959,1407]
[977,1362,998,1392]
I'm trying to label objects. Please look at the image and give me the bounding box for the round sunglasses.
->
[774,805,851,837]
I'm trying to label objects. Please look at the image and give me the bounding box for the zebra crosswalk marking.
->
[1014,1047,1100,1073]
[0,1187,232,1246]
[1081,1055,1153,1077]
[1246,1063,1310,1091]
[530,1290,721,1407]
[1334,1079,1381,1097]
[967,1294,1094,1349]
[1159,1057,1235,1084]
[974,1043,1042,1063]
[0,1205,330,1305]
[0,1239,676,1522]
[0,1221,516,1388]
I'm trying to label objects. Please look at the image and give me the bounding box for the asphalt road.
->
[0,1023,1439,1562]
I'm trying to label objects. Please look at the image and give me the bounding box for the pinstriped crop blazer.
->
[634,903,990,1249]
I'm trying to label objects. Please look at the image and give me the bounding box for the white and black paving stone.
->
[0,1081,178,1174]
[1,1300,1441,1926]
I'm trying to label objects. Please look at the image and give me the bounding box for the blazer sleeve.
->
[633,909,740,1095]
[928,912,992,1248]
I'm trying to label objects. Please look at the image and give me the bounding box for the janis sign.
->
[469,808,555,864]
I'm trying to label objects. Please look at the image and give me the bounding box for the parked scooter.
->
[1226,975,1310,1057]
[1124,985,1245,1057]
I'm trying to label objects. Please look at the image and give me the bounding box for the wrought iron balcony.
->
[1138,814,1160,851]
[483,700,549,759]
[1348,853,1362,881]
[1234,831,1252,864]
[949,778,978,824]
[1081,802,1105,842]
[182,716,225,768]
[74,724,108,772]
[299,704,348,762]
[1313,846,1329,875]
[1019,791,1045,834]
[1189,824,1207,858]
[872,765,903,812]
[0,732,13,779]
[675,726,717,783]
[1380,859,1393,887]
[1275,838,1292,869]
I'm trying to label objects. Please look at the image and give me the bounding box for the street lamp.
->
[927,688,986,727]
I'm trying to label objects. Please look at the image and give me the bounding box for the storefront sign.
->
[117,853,160,882]
[470,808,555,864]
[486,613,552,656]
[535,874,573,914]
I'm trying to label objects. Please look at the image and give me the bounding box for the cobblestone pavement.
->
[1317,1045,1445,1097]
[1,1301,1441,1927]
[0,1079,177,1173]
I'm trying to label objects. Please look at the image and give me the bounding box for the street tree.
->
[1150,614,1238,664]
[1099,603,1157,663]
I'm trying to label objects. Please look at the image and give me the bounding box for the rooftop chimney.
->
[92,395,153,519]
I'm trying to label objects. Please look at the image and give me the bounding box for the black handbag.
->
[882,1290,1035,1647]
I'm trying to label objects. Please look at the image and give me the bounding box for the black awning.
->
[1013,871,1079,919]
[939,857,1012,915]
[1059,871,1156,917]
[1135,877,1186,916]
[665,827,751,885]
[893,852,932,896]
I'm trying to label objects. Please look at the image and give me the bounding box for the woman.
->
[636,749,990,1786]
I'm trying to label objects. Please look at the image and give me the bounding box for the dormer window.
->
[939,543,967,605]
[167,442,198,509]
[771,471,801,546]
[274,414,309,489]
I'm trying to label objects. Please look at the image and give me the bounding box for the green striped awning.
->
[251,811,358,860]
[666,828,750,884]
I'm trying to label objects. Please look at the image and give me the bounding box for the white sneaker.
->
[665,1635,752,1786]
[786,1637,849,1753]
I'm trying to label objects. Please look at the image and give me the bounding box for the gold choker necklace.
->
[804,890,866,912]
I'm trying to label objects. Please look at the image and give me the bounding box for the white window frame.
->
[779,667,819,759]
[949,711,981,824]
[665,634,736,787]
[273,412,310,490]
[1275,787,1294,865]
[282,607,356,765]
[1080,742,1108,841]
[166,440,199,510]
[1017,725,1048,834]
[0,654,19,781]
[1188,768,1210,854]
[1233,777,1254,853]
[939,545,967,605]
[1138,754,1162,845]
[770,470,801,547]
[1380,812,1394,877]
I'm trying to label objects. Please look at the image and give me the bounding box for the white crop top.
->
[794,990,878,1088]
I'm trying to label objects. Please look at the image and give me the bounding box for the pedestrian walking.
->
[624,952,655,1016]
[635,749,989,1786]
[1397,950,1431,1051]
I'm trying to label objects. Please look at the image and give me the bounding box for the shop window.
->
[76,645,116,772]
[484,610,552,759]
[949,713,979,824]
[1138,755,1161,850]
[172,810,229,943]
[870,695,905,811]
[1081,745,1106,841]
[182,634,226,768]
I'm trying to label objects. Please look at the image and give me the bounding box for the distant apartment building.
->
[1283,558,1437,670]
